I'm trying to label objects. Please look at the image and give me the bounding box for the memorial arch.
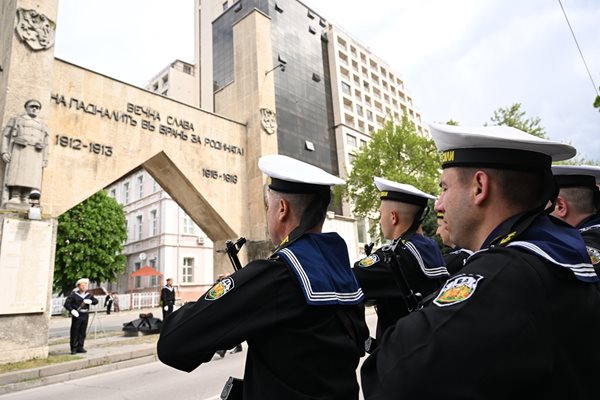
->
[0,0,277,362]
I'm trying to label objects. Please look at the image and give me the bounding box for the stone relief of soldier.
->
[1,99,49,209]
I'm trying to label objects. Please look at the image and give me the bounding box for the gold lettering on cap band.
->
[441,150,455,163]
[381,191,388,197]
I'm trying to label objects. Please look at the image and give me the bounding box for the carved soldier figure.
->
[1,99,49,207]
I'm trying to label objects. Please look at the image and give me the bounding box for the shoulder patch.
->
[358,254,380,268]
[433,273,484,307]
[586,246,600,265]
[205,277,235,301]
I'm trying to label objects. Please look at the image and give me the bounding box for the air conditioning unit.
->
[197,237,205,245]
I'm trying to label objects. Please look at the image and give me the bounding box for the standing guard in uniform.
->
[436,210,472,275]
[551,165,600,276]
[354,177,448,344]
[160,278,175,320]
[63,278,98,354]
[158,155,368,400]
[361,124,600,399]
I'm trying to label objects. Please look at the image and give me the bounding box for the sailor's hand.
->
[83,299,92,305]
[71,309,80,318]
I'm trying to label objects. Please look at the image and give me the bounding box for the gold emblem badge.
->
[586,246,600,265]
[358,254,379,268]
[205,277,235,301]
[434,274,484,307]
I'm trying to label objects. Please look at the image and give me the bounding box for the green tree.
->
[594,90,600,111]
[54,190,127,295]
[341,116,441,243]
[488,103,546,138]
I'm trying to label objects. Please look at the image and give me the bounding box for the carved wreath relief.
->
[260,108,277,135]
[15,9,56,51]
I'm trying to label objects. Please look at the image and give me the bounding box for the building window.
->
[366,110,373,122]
[183,213,194,234]
[183,64,192,74]
[222,1,229,11]
[137,175,144,199]
[134,262,141,288]
[182,257,194,283]
[341,82,351,96]
[152,177,159,193]
[136,215,143,240]
[356,104,363,116]
[346,134,357,148]
[149,258,158,286]
[123,182,129,204]
[357,219,367,243]
[275,2,283,13]
[109,189,116,198]
[348,152,356,164]
[150,210,158,236]
[162,75,168,85]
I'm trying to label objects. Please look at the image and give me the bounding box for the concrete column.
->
[0,0,59,364]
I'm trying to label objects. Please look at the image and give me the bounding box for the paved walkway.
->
[0,308,163,395]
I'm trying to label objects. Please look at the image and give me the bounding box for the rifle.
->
[225,237,246,272]
[220,237,247,400]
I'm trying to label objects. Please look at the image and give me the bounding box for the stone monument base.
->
[0,214,57,364]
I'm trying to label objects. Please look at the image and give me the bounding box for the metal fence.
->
[51,292,160,315]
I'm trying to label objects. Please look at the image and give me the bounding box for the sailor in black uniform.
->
[160,278,175,320]
[436,210,472,275]
[353,177,448,343]
[551,165,600,275]
[63,278,98,354]
[158,155,368,400]
[361,123,600,399]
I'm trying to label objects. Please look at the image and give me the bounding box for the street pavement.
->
[1,307,377,398]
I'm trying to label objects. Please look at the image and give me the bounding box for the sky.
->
[54,0,600,161]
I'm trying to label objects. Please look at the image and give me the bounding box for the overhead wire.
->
[557,0,599,96]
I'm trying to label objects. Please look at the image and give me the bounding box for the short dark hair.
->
[455,167,546,210]
[270,190,327,225]
[560,187,597,215]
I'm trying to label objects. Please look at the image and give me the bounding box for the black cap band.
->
[268,177,329,195]
[380,191,429,208]
[554,174,597,188]
[441,148,552,171]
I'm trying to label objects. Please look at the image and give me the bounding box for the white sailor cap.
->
[76,278,89,286]
[552,165,600,188]
[259,154,344,194]
[374,176,435,207]
[429,123,576,170]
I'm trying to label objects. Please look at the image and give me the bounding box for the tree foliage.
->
[54,190,127,295]
[594,91,600,112]
[488,103,546,138]
[341,116,441,243]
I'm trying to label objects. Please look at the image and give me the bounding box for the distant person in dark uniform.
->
[104,292,113,315]
[160,278,175,320]
[361,124,600,399]
[158,155,368,400]
[435,210,472,275]
[354,177,449,344]
[552,165,600,276]
[63,278,98,354]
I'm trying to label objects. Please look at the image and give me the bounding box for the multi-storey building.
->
[111,0,429,296]
[106,170,214,300]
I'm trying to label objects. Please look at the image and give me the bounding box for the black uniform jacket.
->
[160,286,175,305]
[353,234,448,339]
[361,216,600,399]
[158,235,368,400]
[578,214,600,276]
[443,247,473,275]
[63,291,98,313]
